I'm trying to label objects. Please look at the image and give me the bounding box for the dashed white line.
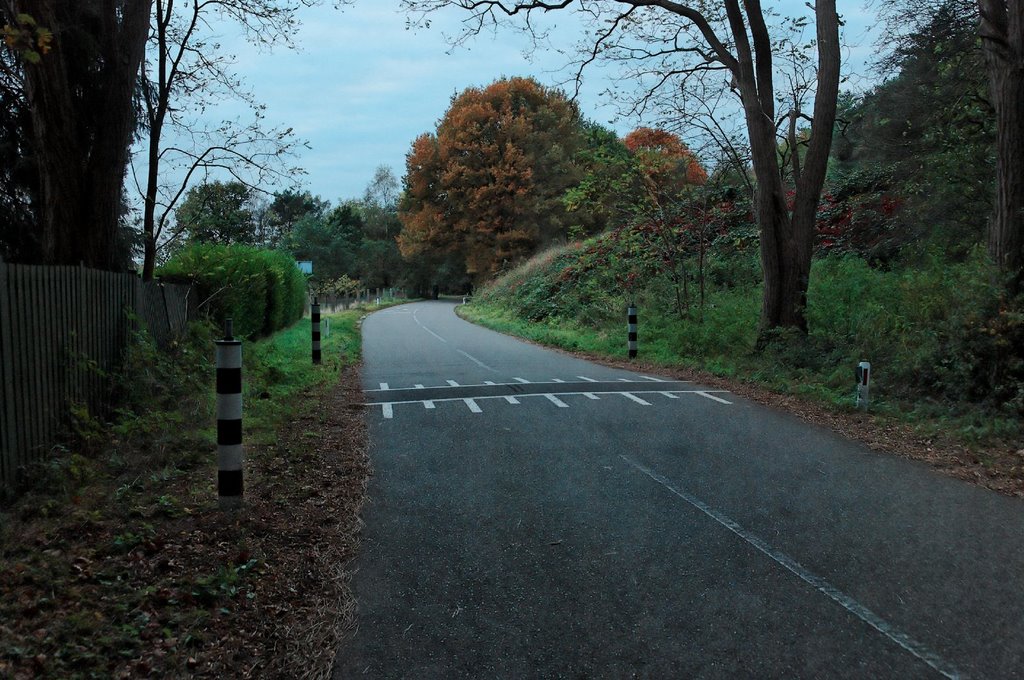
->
[412,311,448,344]
[514,377,530,384]
[552,378,565,383]
[618,378,634,383]
[484,381,496,385]
[379,382,390,391]
[457,349,497,373]
[382,404,394,419]
[660,392,681,399]
[696,391,733,405]
[578,376,599,383]
[447,380,460,387]
[423,401,435,409]
[639,375,667,382]
[415,384,424,389]
[504,396,520,404]
[544,394,569,408]
[464,398,482,413]
[620,392,652,406]
[620,455,963,680]
[583,393,600,400]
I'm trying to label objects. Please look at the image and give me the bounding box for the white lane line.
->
[696,391,733,405]
[552,378,565,383]
[423,401,435,409]
[464,398,482,413]
[514,377,530,384]
[544,394,569,408]
[504,396,520,404]
[447,380,460,387]
[413,311,448,344]
[620,455,963,680]
[382,403,394,419]
[379,382,390,391]
[639,375,667,382]
[660,392,681,399]
[457,349,497,373]
[578,376,599,382]
[620,392,652,406]
[583,393,600,400]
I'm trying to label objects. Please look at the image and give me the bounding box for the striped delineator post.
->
[856,360,871,410]
[627,303,638,359]
[216,319,243,509]
[311,298,322,365]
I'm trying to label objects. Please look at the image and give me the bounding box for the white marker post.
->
[856,361,871,410]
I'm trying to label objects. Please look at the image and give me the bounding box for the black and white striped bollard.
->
[856,360,871,410]
[311,298,321,365]
[627,303,638,359]
[216,319,243,508]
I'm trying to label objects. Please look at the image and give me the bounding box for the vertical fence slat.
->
[0,261,14,487]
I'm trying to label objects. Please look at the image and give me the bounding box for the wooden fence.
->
[0,261,191,490]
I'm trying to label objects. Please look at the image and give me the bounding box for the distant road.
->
[334,300,1024,678]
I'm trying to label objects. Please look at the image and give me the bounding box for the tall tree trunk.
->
[980,0,1024,293]
[17,0,152,270]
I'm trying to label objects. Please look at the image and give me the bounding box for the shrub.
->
[159,244,307,338]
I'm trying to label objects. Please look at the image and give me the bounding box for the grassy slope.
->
[0,306,380,679]
[461,244,1023,493]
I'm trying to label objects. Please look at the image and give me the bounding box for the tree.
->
[623,127,707,206]
[398,76,584,279]
[979,0,1024,292]
[135,0,315,281]
[174,180,258,246]
[2,1,152,269]
[401,0,841,334]
[286,202,365,281]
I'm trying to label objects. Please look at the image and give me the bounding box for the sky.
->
[190,1,880,206]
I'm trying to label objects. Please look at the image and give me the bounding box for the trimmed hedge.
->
[159,244,307,338]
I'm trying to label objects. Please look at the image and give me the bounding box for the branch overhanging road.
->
[334,300,1024,679]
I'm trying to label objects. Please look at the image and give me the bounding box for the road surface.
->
[333,300,1024,678]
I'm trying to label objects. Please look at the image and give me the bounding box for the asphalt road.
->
[333,300,1024,679]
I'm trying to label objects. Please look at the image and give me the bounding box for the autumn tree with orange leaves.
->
[398,77,584,280]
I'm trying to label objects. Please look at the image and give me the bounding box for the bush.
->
[159,244,307,338]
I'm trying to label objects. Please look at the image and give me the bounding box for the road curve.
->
[334,300,1024,679]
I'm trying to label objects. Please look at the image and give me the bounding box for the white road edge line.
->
[620,392,652,406]
[464,398,482,413]
[544,394,569,408]
[696,391,733,405]
[620,455,964,680]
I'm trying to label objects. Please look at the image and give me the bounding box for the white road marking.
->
[457,349,497,372]
[696,391,733,405]
[620,392,652,406]
[660,392,681,399]
[447,380,460,387]
[364,389,731,409]
[583,393,600,400]
[415,384,424,389]
[618,378,634,383]
[639,375,667,382]
[544,394,569,408]
[504,396,520,404]
[484,381,496,385]
[412,311,448,343]
[382,403,394,419]
[423,401,435,409]
[514,377,530,383]
[552,378,565,383]
[578,376,599,382]
[379,382,390,390]
[620,456,963,680]
[464,398,482,413]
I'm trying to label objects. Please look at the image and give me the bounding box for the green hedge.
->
[159,244,307,338]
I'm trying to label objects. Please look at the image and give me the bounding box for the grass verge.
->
[0,306,380,679]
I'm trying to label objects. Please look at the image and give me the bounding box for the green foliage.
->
[175,180,260,246]
[158,244,305,338]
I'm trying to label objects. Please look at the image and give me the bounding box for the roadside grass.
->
[0,302,387,678]
[462,243,1024,485]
